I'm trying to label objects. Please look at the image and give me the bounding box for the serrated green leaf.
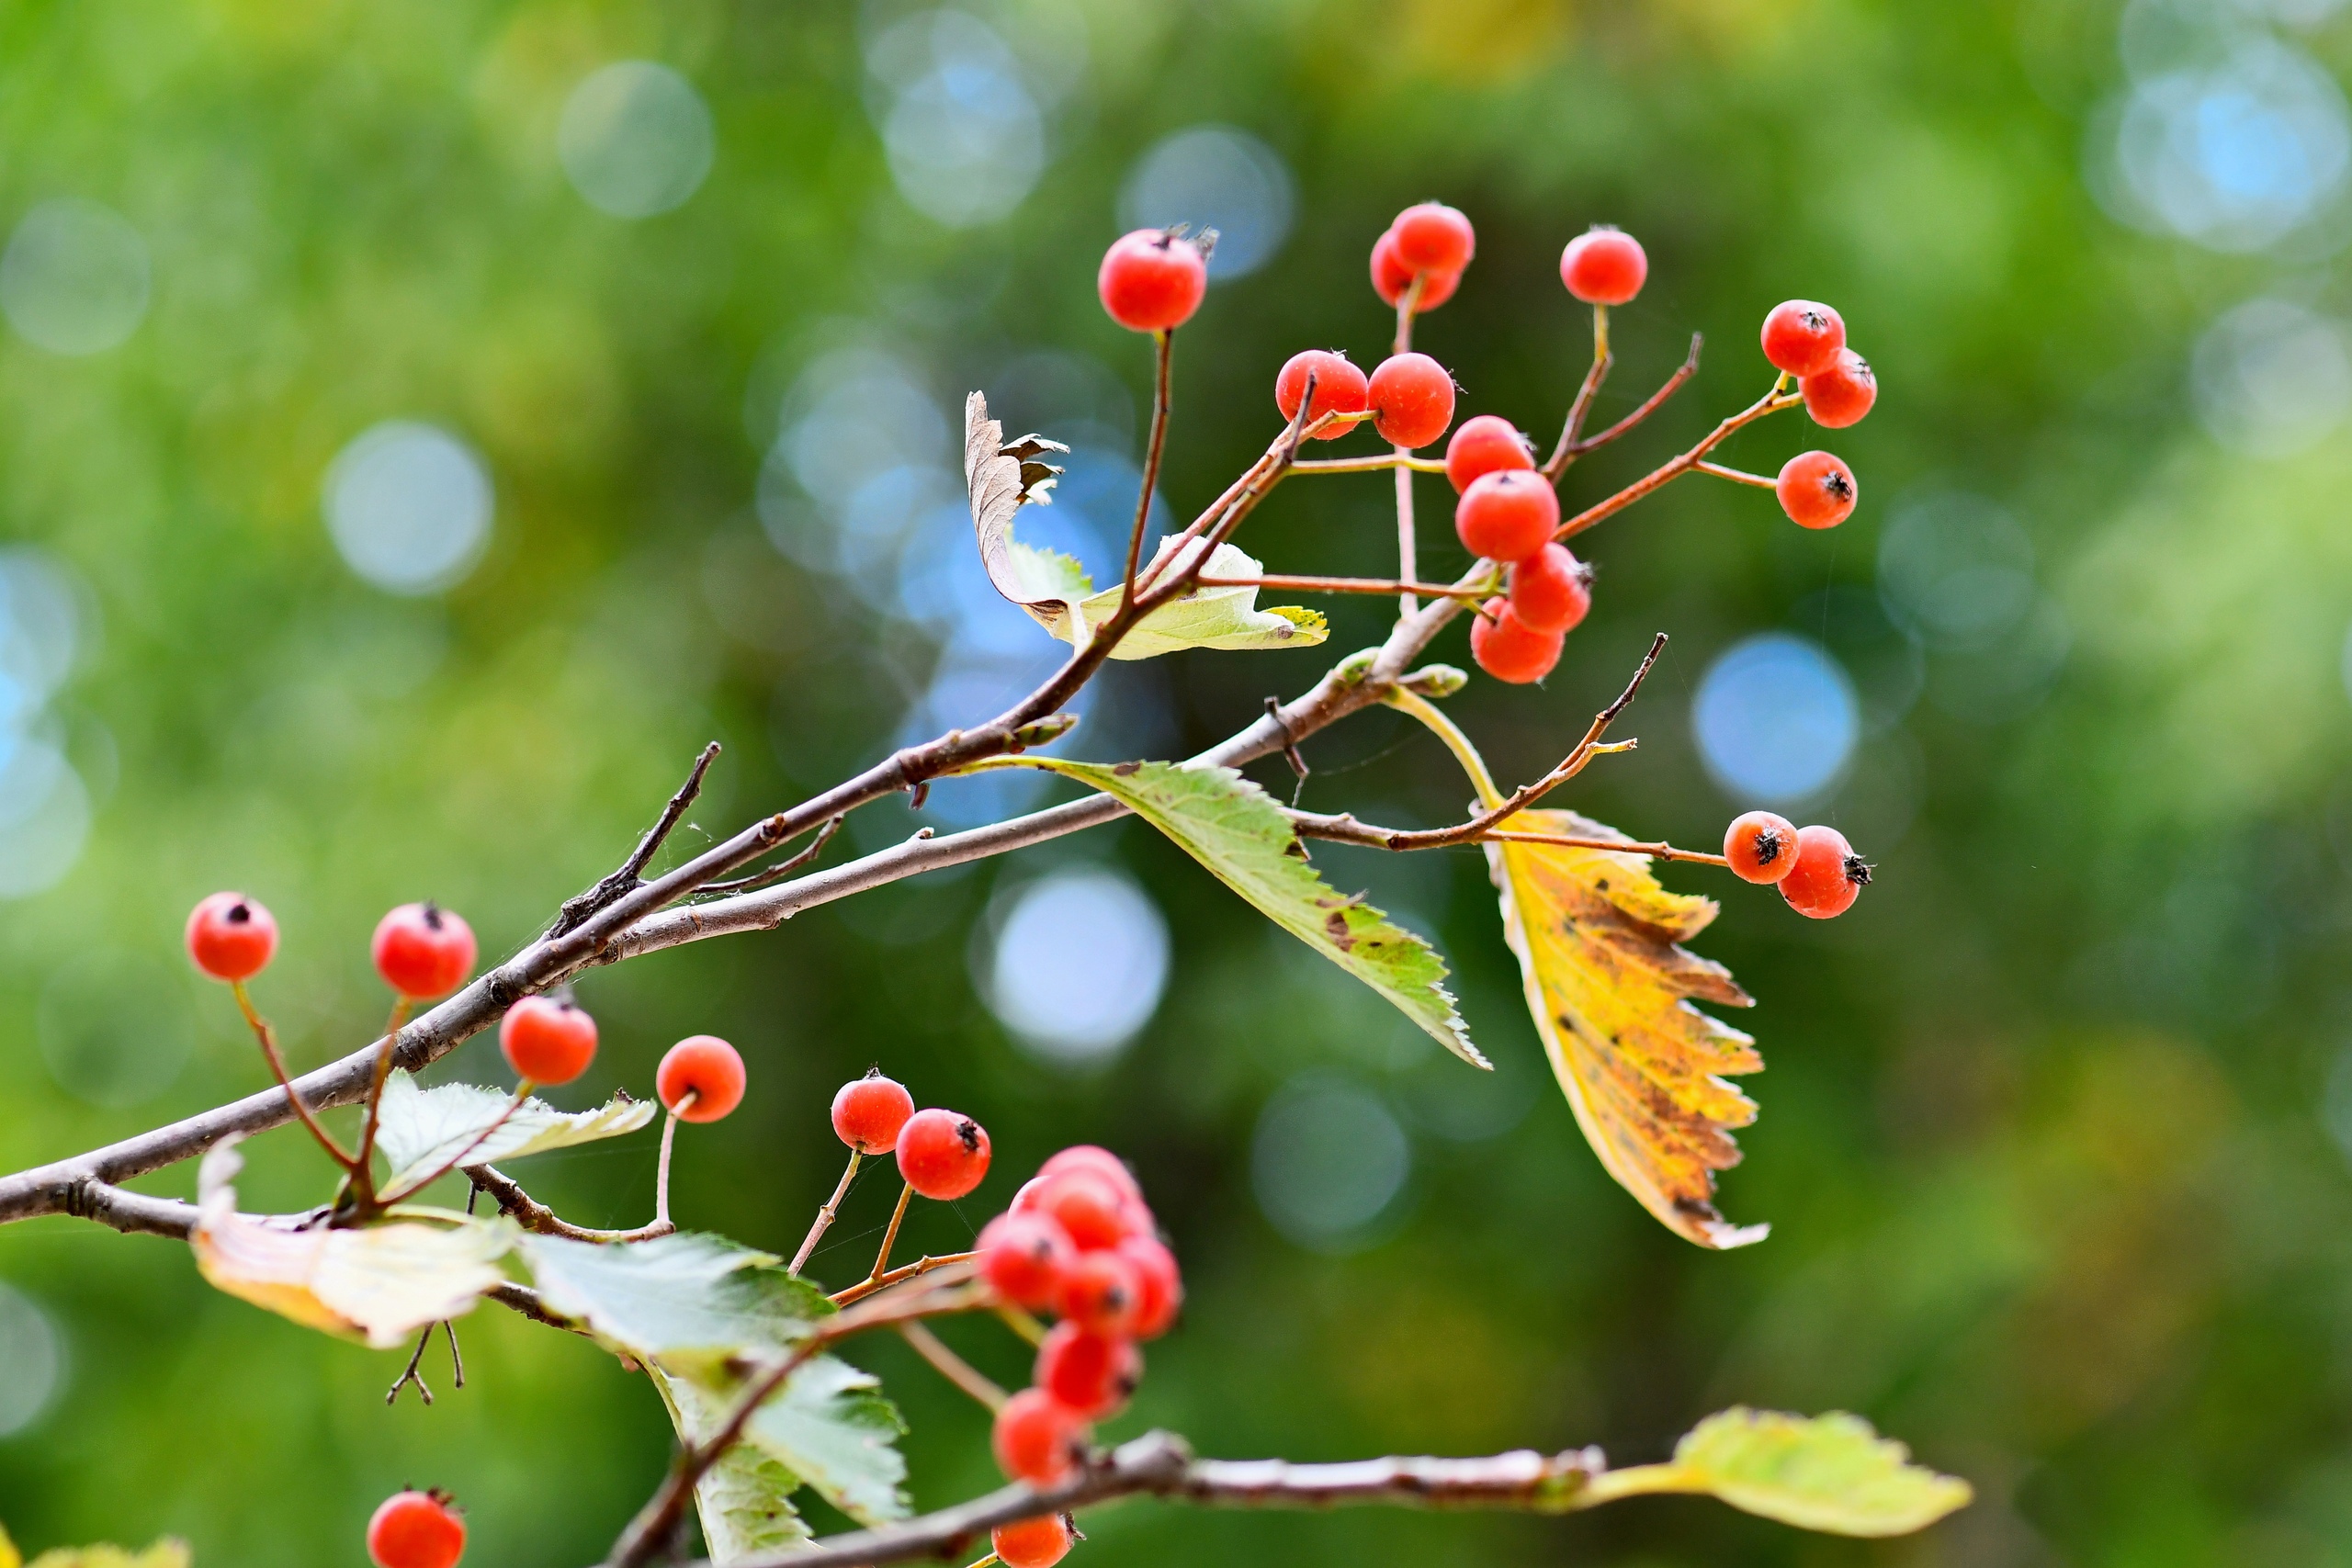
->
[738,1354,910,1528]
[979,758,1480,1066]
[374,1071,657,1198]
[516,1232,829,1380]
[650,1369,812,1563]
[1633,1408,1971,1537]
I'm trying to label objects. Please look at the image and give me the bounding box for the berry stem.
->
[831,1249,980,1307]
[899,1319,1009,1412]
[1194,572,1493,601]
[346,994,413,1212]
[1555,378,1802,542]
[229,979,358,1171]
[962,1555,1002,1568]
[869,1179,915,1285]
[653,1103,686,1229]
[1544,303,1615,477]
[1478,829,1733,867]
[995,1302,1049,1348]
[792,1148,862,1275]
[1392,275,1427,618]
[1693,460,1776,490]
[1289,453,1448,475]
[1547,333,1704,480]
[1119,328,1176,599]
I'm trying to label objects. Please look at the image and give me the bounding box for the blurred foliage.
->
[4,0,2352,1564]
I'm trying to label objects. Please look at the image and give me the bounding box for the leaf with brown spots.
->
[1487,807,1766,1247]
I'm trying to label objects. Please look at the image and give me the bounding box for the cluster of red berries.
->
[978,1148,1182,1506]
[187,892,481,1003]
[367,1489,465,1568]
[1724,810,1871,919]
[1760,299,1875,531]
[831,1068,992,1198]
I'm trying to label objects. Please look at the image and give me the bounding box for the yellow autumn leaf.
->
[0,1527,190,1568]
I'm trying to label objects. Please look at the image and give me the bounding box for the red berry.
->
[993,1388,1090,1486]
[1802,348,1876,429]
[1029,1170,1141,1252]
[1776,451,1857,530]
[498,996,597,1087]
[1055,1248,1144,1335]
[656,1035,746,1122]
[1369,230,1461,310]
[1036,1145,1143,1202]
[1366,353,1455,449]
[1507,543,1590,636]
[831,1071,915,1155]
[371,902,476,999]
[367,1490,466,1568]
[1469,596,1565,685]
[1391,201,1476,274]
[1274,349,1370,440]
[1096,230,1206,333]
[1559,226,1647,305]
[1453,469,1559,561]
[1035,1321,1143,1419]
[897,1107,991,1200]
[978,1211,1074,1310]
[1011,1175,1051,1213]
[1780,825,1871,919]
[1114,1234,1182,1339]
[1723,810,1800,886]
[1443,414,1535,495]
[1760,299,1847,378]
[992,1514,1078,1568]
[185,892,277,983]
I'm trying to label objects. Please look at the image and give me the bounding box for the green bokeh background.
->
[6,1,2352,1563]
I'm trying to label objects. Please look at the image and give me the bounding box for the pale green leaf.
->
[987,758,1480,1065]
[738,1354,910,1528]
[516,1232,828,1380]
[650,1369,812,1563]
[374,1070,656,1197]
[1636,1408,1972,1537]
[25,1542,189,1568]
[1028,538,1328,660]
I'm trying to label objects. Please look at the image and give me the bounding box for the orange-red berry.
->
[993,1514,1078,1568]
[831,1070,915,1154]
[897,1107,991,1200]
[1802,348,1876,429]
[498,996,598,1086]
[367,1489,466,1568]
[993,1388,1090,1486]
[1443,414,1535,495]
[1560,226,1646,305]
[978,1211,1074,1311]
[1036,1145,1143,1202]
[1028,1170,1141,1252]
[1723,810,1800,886]
[1780,825,1871,919]
[1096,230,1207,333]
[1391,201,1476,275]
[1274,350,1369,439]
[371,902,476,999]
[1035,1322,1143,1419]
[185,892,277,983]
[1055,1248,1144,1336]
[1453,469,1558,561]
[656,1035,746,1122]
[1366,353,1455,449]
[1370,230,1460,310]
[1775,451,1857,530]
[1469,596,1565,685]
[1114,1234,1182,1339]
[1760,299,1847,378]
[1507,543,1591,636]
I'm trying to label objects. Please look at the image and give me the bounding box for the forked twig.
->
[550,742,721,937]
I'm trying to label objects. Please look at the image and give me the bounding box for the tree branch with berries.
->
[2,203,1935,1568]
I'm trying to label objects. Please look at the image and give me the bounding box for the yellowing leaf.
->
[373,1071,656,1198]
[189,1139,514,1348]
[1035,537,1329,660]
[26,1542,190,1568]
[1488,807,1764,1247]
[973,757,1480,1065]
[1587,1408,1971,1537]
[0,1524,17,1568]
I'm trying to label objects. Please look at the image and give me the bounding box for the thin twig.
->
[388,1322,438,1405]
[1556,378,1794,542]
[1693,460,1775,489]
[1289,453,1447,475]
[1544,302,1614,477]
[792,1150,862,1275]
[653,1107,683,1228]
[372,1083,532,1210]
[229,981,356,1171]
[1566,333,1705,462]
[831,1251,979,1308]
[1194,573,1490,601]
[552,742,721,937]
[899,1321,1008,1411]
[699,816,844,898]
[346,995,413,1211]
[868,1182,914,1284]
[1479,829,1730,866]
[467,1163,675,1243]
[1120,329,1176,596]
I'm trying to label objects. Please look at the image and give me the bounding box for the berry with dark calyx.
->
[1367,353,1456,448]
[978,1211,1075,1311]
[185,892,277,983]
[831,1070,915,1154]
[1560,226,1647,305]
[1469,596,1565,686]
[1760,299,1847,378]
[656,1035,746,1122]
[1030,1169,1141,1252]
[1370,230,1460,310]
[1056,1247,1144,1335]
[371,902,477,999]
[1096,229,1207,333]
[992,1387,1090,1486]
[1392,201,1476,274]
[1723,810,1800,885]
[1802,348,1876,429]
[1274,349,1370,439]
[897,1107,991,1200]
[1453,469,1559,561]
[498,996,597,1087]
[1037,1145,1143,1201]
[1780,825,1871,919]
[992,1514,1079,1568]
[367,1489,466,1568]
[1114,1233,1182,1339]
[1776,451,1857,530]
[1507,543,1591,636]
[1444,414,1535,495]
[1035,1321,1144,1419]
